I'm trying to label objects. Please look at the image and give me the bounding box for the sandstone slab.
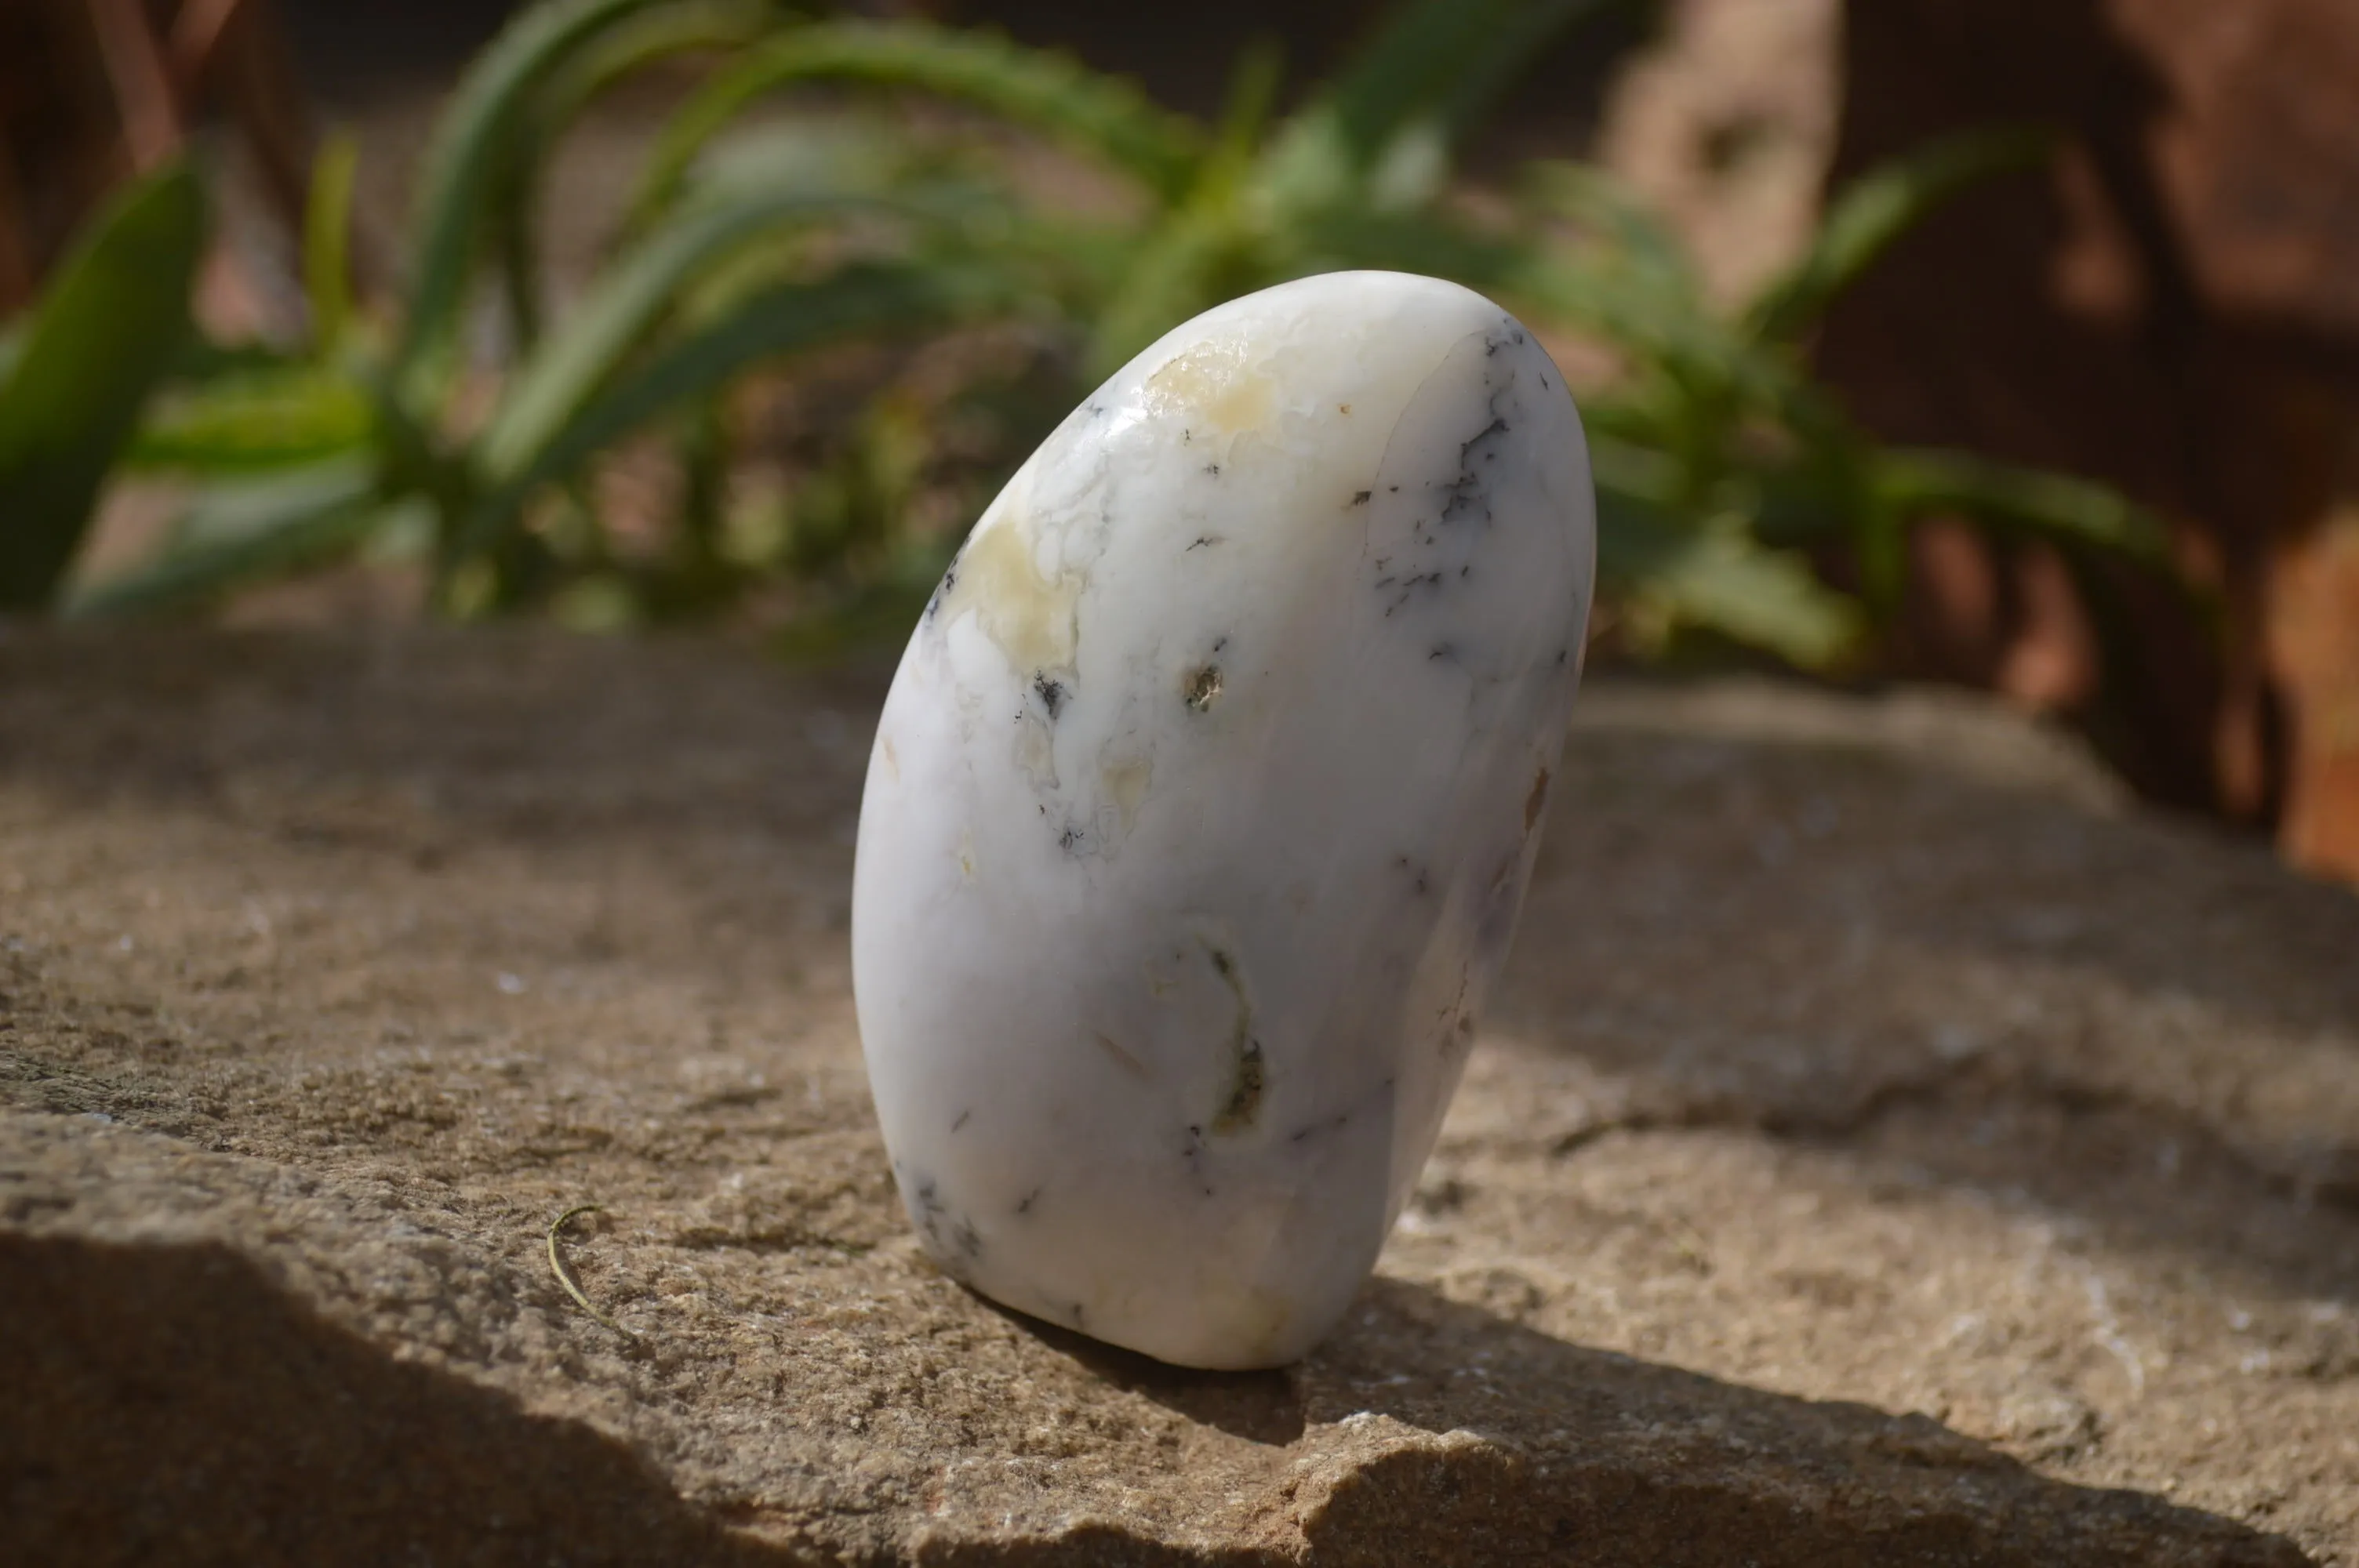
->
[2,629,2353,1563]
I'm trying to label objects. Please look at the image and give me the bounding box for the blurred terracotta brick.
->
[2274,505,2359,875]
[1817,0,2359,881]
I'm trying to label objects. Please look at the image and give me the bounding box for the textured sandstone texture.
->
[2,628,2353,1566]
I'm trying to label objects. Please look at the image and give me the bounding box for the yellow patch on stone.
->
[940,510,1082,673]
[1143,336,1275,435]
[1102,757,1152,832]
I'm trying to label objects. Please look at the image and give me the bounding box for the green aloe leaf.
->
[478,179,987,482]
[463,260,1019,560]
[1430,0,1611,150]
[63,459,386,619]
[0,160,207,611]
[304,131,362,353]
[1285,209,1528,292]
[635,20,1205,223]
[127,367,376,475]
[493,0,779,351]
[393,0,655,389]
[1519,160,1696,297]
[1510,245,1795,417]
[1744,125,2054,344]
[1872,447,2174,565]
[1314,0,1601,172]
[1597,482,1863,668]
[1088,208,1239,381]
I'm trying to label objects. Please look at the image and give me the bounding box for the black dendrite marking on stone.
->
[1440,416,1510,527]
[1430,643,1456,662]
[1205,945,1265,1135]
[1187,535,1218,551]
[1211,636,1228,653]
[1183,1123,1214,1196]
[1289,1110,1352,1145]
[1016,1187,1041,1216]
[1382,571,1446,616]
[911,1175,980,1270]
[951,1109,972,1133]
[1057,822,1089,854]
[1351,490,1372,506]
[1204,463,1222,476]
[1213,1039,1265,1134]
[1376,375,1525,622]
[1434,966,1478,1057]
[1183,665,1223,712]
[924,539,968,622]
[1032,670,1068,720]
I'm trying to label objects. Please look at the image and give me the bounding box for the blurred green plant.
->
[10,0,2174,675]
[0,161,205,610]
[1515,137,2176,663]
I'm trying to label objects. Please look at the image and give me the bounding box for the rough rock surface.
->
[2,628,2354,1565]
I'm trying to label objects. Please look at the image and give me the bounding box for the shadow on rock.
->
[1287,1277,2310,1566]
[961,1274,2306,1566]
[0,1232,804,1568]
[972,1293,1309,1447]
[0,1231,2317,1566]
[1492,706,2359,1309]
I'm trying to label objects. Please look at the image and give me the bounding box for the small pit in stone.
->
[1183,666,1223,712]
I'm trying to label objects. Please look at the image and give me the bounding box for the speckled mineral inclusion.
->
[851,271,1596,1369]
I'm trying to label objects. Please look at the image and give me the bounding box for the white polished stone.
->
[851,270,1594,1369]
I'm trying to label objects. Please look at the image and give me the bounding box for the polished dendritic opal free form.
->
[851,270,1595,1369]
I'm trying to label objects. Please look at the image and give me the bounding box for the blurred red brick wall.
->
[1817,0,2359,880]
